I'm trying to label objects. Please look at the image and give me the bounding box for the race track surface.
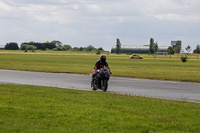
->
[0,69,200,102]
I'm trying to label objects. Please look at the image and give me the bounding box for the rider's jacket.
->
[93,60,110,74]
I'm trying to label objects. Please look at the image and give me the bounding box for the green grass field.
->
[0,51,200,82]
[0,84,200,133]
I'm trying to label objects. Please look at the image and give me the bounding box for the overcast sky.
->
[0,0,200,51]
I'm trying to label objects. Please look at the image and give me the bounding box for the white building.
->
[111,45,169,54]
[0,45,5,50]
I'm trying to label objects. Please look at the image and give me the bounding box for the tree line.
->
[4,41,105,52]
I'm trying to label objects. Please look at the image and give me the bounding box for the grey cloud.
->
[0,0,200,50]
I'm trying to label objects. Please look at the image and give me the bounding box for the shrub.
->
[181,55,188,62]
[20,44,27,50]
[27,45,37,50]
[52,47,62,51]
[96,50,100,55]
[20,44,37,50]
[53,48,58,51]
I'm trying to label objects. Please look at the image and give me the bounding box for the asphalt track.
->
[0,69,200,102]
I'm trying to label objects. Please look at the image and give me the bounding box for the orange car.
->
[129,54,143,59]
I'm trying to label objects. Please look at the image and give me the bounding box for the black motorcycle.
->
[91,66,111,92]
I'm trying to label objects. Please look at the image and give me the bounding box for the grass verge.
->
[0,52,200,82]
[0,84,200,132]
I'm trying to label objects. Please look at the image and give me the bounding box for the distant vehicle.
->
[129,54,143,59]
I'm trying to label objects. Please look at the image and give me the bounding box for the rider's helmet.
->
[100,54,106,63]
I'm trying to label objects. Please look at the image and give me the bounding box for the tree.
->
[194,44,200,59]
[20,44,37,50]
[116,38,121,54]
[185,45,192,55]
[43,42,56,50]
[167,46,174,59]
[153,42,159,59]
[175,45,181,53]
[97,47,104,51]
[85,45,95,51]
[96,49,101,55]
[193,44,200,52]
[20,44,28,50]
[63,45,72,50]
[149,38,154,54]
[52,40,63,47]
[26,45,37,50]
[72,47,80,51]
[5,42,19,50]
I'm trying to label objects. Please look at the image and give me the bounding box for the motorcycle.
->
[90,66,111,92]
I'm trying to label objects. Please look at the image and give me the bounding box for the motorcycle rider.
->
[91,54,111,88]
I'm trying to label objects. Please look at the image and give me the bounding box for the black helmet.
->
[100,54,106,62]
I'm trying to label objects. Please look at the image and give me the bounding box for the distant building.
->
[171,40,182,53]
[171,40,181,48]
[0,45,5,50]
[155,52,168,55]
[111,45,168,54]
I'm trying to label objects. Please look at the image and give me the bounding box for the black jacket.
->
[95,60,110,70]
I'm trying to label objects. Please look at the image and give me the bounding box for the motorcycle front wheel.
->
[91,82,97,91]
[101,79,108,92]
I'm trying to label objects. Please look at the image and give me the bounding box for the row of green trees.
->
[4,41,104,52]
[4,41,57,50]
[21,42,56,50]
[54,45,104,52]
[167,44,200,54]
[167,44,200,60]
